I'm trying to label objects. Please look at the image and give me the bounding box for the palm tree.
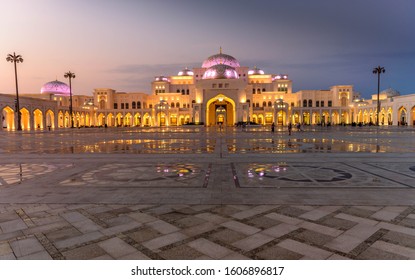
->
[64,71,76,128]
[373,66,385,126]
[6,52,24,131]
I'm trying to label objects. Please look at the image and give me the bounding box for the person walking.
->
[271,122,275,133]
[288,122,292,136]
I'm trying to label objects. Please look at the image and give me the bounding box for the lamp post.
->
[6,52,23,131]
[64,71,76,128]
[373,66,385,126]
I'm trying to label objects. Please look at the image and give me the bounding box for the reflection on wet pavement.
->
[0,126,414,154]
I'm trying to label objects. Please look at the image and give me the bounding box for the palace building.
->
[2,49,415,130]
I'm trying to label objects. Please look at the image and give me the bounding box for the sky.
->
[1,0,415,98]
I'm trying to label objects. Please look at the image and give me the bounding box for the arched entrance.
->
[20,108,30,130]
[2,106,15,130]
[206,94,235,126]
[398,107,407,125]
[46,110,54,129]
[33,109,43,129]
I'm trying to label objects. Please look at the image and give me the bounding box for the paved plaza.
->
[0,125,415,260]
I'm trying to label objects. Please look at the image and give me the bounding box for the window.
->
[149,104,152,109]
[176,102,179,108]
[137,101,141,109]
[328,100,332,107]
[316,101,320,107]
[291,102,294,107]
[121,103,124,109]
[308,99,312,107]
[303,99,307,107]
[321,101,325,107]
[114,103,118,109]
[171,102,175,108]
[252,89,256,94]
[186,89,189,95]
[181,89,185,95]
[132,101,136,109]
[212,84,217,88]
[262,88,266,92]
[257,89,261,94]
[263,101,267,107]
[219,83,223,88]
[268,101,272,107]
[176,89,180,93]
[125,103,129,109]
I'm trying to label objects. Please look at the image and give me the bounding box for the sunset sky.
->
[1,0,415,98]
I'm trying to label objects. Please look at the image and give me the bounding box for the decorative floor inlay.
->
[0,164,73,186]
[60,163,210,188]
[234,163,408,188]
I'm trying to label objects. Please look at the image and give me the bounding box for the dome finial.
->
[220,46,222,54]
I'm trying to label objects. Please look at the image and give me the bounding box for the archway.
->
[107,113,114,127]
[20,108,30,130]
[143,113,152,126]
[170,114,177,126]
[33,109,43,129]
[46,110,54,129]
[157,112,167,126]
[398,107,407,125]
[411,106,415,126]
[124,113,132,126]
[134,113,141,126]
[302,112,310,125]
[206,94,236,126]
[2,106,15,130]
[257,114,264,125]
[116,113,123,126]
[292,112,299,124]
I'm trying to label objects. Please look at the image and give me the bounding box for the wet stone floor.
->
[0,126,415,259]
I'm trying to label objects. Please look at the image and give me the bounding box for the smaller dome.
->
[381,88,400,97]
[273,74,288,81]
[40,80,70,96]
[154,76,169,82]
[248,66,265,75]
[202,64,239,80]
[178,67,194,76]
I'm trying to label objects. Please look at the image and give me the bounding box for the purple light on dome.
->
[40,80,70,96]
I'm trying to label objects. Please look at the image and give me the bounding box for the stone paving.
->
[0,126,415,259]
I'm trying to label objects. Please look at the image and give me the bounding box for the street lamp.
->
[64,71,76,128]
[373,66,385,126]
[6,52,23,131]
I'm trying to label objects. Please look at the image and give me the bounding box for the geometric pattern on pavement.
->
[1,203,415,260]
[0,164,73,187]
[60,163,210,188]
[234,162,410,188]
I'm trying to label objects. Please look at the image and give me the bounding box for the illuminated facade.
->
[2,49,415,130]
[92,49,360,127]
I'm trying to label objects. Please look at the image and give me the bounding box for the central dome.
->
[202,49,240,68]
[202,64,239,79]
[40,80,70,96]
